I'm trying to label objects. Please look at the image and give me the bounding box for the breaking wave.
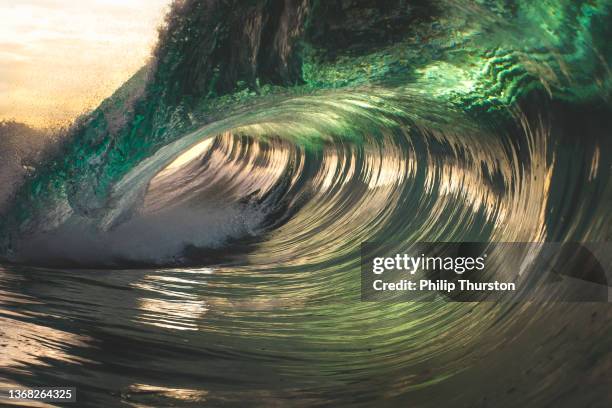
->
[1,0,611,406]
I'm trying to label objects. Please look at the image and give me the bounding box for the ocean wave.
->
[0,1,611,406]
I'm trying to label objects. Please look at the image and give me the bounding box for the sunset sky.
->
[0,0,171,128]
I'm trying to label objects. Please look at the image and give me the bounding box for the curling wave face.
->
[4,88,608,266]
[0,0,611,406]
